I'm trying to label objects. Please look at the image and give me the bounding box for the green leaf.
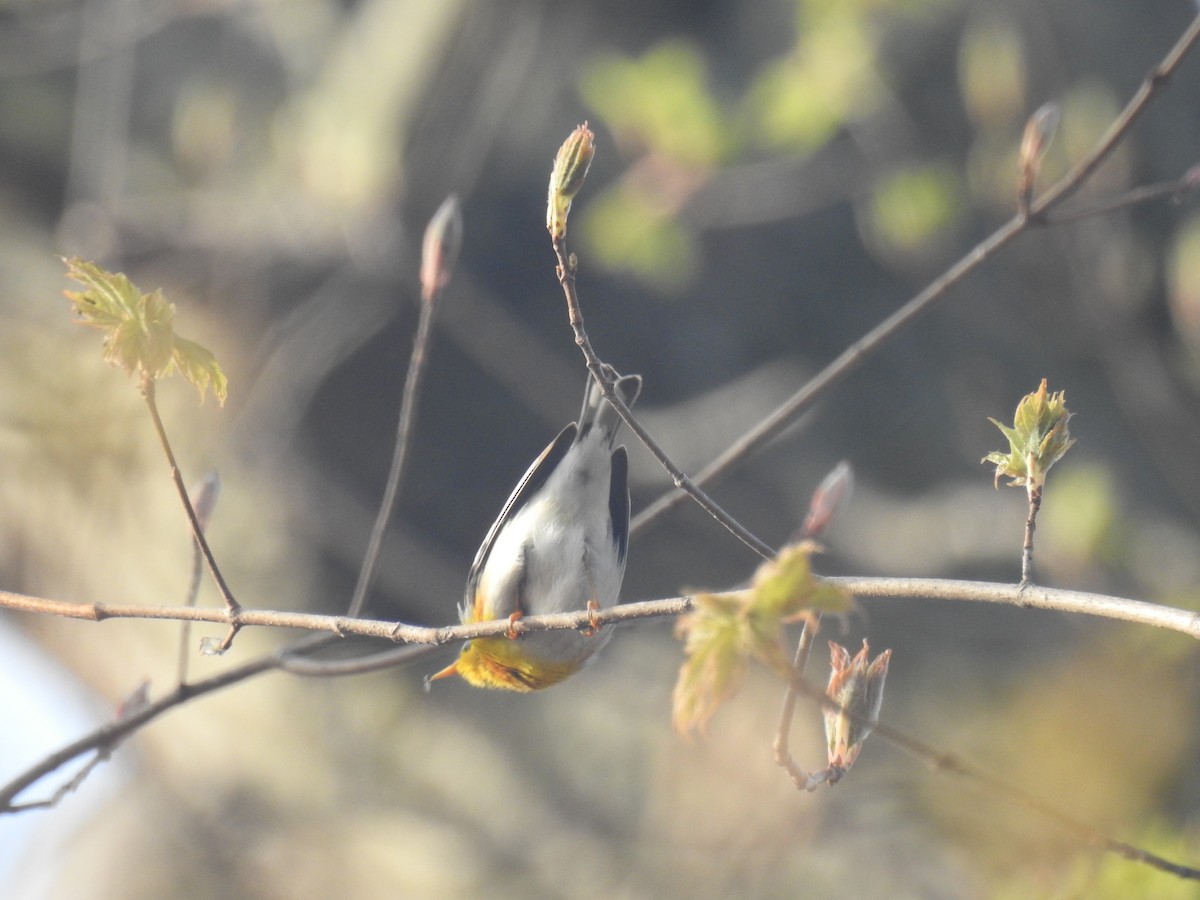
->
[118,288,176,377]
[751,543,835,615]
[173,335,229,405]
[749,542,853,620]
[65,258,177,376]
[746,542,853,675]
[672,544,854,734]
[63,258,228,405]
[672,592,748,735]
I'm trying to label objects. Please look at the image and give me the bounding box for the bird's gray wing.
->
[462,423,578,616]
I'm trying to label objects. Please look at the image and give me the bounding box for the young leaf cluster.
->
[63,258,228,405]
[983,378,1074,492]
[672,542,852,734]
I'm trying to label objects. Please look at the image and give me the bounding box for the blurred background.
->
[2,0,1200,896]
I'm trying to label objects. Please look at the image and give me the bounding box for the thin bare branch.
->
[785,673,1200,880]
[5,576,1199,643]
[1021,484,1042,585]
[343,278,439,619]
[772,620,823,791]
[177,471,220,685]
[825,576,1200,636]
[1045,170,1200,224]
[345,196,461,619]
[2,748,111,813]
[141,379,240,616]
[1030,14,1200,216]
[550,235,775,561]
[629,213,1025,537]
[8,580,1199,883]
[773,461,856,788]
[0,588,694,642]
[0,651,281,812]
[279,643,441,677]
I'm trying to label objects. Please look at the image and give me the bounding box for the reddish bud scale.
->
[823,640,892,778]
[420,195,463,302]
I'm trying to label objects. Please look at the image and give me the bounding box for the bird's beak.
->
[424,659,460,690]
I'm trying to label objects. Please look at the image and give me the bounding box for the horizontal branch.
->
[0,588,694,644]
[829,577,1200,636]
[5,576,1199,645]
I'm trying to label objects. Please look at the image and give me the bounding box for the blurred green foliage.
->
[862,162,963,258]
[580,182,697,290]
[1168,215,1200,364]
[576,0,972,287]
[581,40,731,167]
[741,7,882,153]
[958,13,1026,128]
[1038,463,1120,573]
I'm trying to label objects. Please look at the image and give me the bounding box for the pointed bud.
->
[547,123,595,239]
[420,195,463,302]
[823,640,891,783]
[188,471,221,534]
[1018,102,1060,213]
[801,461,854,539]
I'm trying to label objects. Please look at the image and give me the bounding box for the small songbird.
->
[430,366,642,691]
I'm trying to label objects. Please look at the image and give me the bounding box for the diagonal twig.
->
[630,13,1200,540]
[785,671,1200,880]
[141,379,240,617]
[176,471,221,686]
[550,236,776,561]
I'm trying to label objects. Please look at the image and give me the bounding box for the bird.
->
[429,366,642,691]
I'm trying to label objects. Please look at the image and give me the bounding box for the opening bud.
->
[547,122,596,238]
[823,639,892,783]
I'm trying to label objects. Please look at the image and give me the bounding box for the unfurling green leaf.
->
[173,336,229,406]
[64,258,176,377]
[63,258,228,405]
[672,543,854,734]
[983,378,1073,492]
[750,542,852,622]
[672,592,748,735]
[746,542,853,676]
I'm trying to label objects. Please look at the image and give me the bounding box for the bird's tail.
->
[578,364,642,445]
